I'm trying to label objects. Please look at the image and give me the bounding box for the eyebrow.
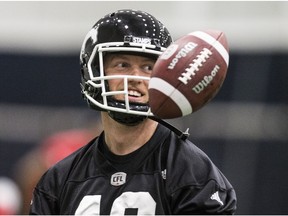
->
[105,54,127,63]
[106,53,155,62]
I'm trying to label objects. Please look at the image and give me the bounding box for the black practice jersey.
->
[30,124,237,215]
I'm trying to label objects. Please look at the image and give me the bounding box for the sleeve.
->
[170,178,237,214]
[29,166,62,215]
[29,186,59,215]
[166,136,237,214]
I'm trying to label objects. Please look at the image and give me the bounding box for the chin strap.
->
[108,111,189,140]
[108,111,147,126]
[149,116,190,141]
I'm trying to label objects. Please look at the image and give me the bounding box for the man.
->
[30,9,237,215]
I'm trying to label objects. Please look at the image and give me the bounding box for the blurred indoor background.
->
[0,1,287,214]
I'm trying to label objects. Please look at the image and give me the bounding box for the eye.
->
[142,64,154,73]
[113,61,130,72]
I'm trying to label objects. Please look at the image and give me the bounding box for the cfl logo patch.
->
[111,172,127,186]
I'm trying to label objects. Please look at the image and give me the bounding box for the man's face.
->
[104,53,156,104]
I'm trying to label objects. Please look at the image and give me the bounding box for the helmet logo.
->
[111,172,127,186]
[87,27,98,44]
[133,37,151,44]
[80,27,98,55]
[124,35,152,45]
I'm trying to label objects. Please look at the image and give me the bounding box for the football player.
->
[30,9,237,215]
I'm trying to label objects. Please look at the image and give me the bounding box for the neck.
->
[101,112,158,155]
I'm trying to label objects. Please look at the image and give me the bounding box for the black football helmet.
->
[80,9,173,125]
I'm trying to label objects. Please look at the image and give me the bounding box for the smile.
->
[128,90,142,97]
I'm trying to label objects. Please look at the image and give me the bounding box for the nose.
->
[128,65,146,85]
[130,65,142,76]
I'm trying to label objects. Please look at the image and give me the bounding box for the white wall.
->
[0,1,287,53]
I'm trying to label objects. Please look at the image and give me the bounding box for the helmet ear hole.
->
[80,68,87,82]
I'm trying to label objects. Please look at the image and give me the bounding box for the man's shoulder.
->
[36,137,98,191]
[165,132,219,185]
[166,128,209,160]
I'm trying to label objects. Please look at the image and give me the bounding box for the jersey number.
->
[75,192,156,215]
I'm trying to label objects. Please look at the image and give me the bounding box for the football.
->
[148,30,229,119]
